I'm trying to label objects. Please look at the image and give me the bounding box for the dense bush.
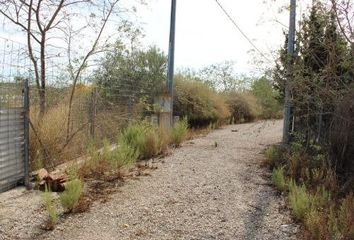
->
[225,92,260,123]
[174,75,230,127]
[251,77,282,119]
[265,143,354,239]
[330,85,354,176]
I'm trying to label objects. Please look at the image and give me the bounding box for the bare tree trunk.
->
[66,0,119,140]
[39,34,46,116]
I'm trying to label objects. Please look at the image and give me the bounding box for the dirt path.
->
[0,120,298,240]
[40,120,297,240]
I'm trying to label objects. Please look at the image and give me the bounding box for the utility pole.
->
[283,0,296,144]
[166,0,177,127]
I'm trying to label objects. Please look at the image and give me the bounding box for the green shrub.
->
[42,186,58,229]
[170,118,188,147]
[80,142,106,177]
[110,141,138,169]
[251,77,282,119]
[265,146,280,168]
[119,123,146,158]
[142,127,160,159]
[288,179,314,220]
[60,179,84,213]
[272,167,287,192]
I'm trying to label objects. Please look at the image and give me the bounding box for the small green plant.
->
[60,178,84,213]
[120,123,146,158]
[264,146,279,168]
[170,118,188,147]
[110,140,138,170]
[42,185,58,230]
[272,167,287,192]
[288,179,314,220]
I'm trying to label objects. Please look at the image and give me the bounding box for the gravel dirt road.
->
[44,120,298,240]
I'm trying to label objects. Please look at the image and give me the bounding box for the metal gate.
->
[0,81,29,192]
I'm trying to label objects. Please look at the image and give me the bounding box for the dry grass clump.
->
[29,88,91,169]
[174,75,230,127]
[226,92,261,124]
[170,118,188,147]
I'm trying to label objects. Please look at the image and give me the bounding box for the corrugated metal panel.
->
[0,108,25,192]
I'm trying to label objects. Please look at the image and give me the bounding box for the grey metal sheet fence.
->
[0,82,29,193]
[0,108,25,192]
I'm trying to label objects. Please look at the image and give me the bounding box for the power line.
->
[214,0,273,64]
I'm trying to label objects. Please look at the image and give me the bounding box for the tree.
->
[331,0,354,44]
[251,76,282,119]
[0,0,135,116]
[198,61,250,92]
[273,1,351,144]
[94,43,167,112]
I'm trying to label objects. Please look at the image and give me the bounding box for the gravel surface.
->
[0,120,299,240]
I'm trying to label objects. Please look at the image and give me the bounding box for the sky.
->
[0,0,313,78]
[136,0,296,74]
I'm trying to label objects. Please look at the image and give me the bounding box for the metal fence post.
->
[23,79,30,189]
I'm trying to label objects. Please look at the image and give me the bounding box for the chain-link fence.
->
[0,37,160,189]
[28,83,150,169]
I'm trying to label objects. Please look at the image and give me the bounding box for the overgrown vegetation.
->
[265,143,354,239]
[174,73,281,128]
[170,118,188,147]
[266,1,354,239]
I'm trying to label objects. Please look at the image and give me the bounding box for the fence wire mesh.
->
[0,37,159,186]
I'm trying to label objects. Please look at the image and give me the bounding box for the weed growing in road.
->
[272,167,287,192]
[60,178,84,213]
[170,118,188,147]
